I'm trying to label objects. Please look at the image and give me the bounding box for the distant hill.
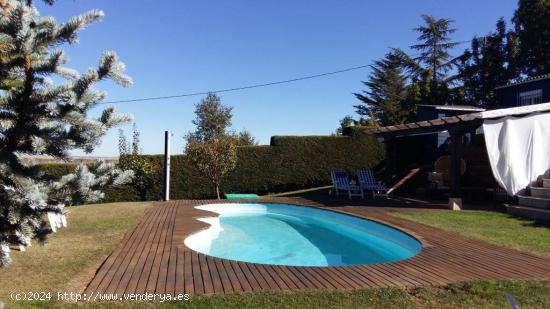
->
[20,155,118,165]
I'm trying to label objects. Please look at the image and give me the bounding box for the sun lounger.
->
[330,169,364,199]
[357,168,388,199]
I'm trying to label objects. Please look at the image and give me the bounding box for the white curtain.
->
[483,112,550,196]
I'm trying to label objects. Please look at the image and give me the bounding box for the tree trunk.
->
[215,185,220,200]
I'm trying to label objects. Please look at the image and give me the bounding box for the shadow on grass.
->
[509,214,550,228]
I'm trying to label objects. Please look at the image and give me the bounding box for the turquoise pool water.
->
[184,203,422,267]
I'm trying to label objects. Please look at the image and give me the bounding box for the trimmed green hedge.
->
[38,133,385,201]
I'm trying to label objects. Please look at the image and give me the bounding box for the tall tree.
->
[354,51,416,126]
[458,18,520,107]
[0,0,133,266]
[411,15,460,82]
[513,0,550,75]
[408,15,461,105]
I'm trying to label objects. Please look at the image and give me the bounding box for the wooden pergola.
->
[363,103,550,209]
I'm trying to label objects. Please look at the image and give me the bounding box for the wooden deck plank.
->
[205,256,224,293]
[165,205,179,295]
[157,203,177,294]
[111,204,169,294]
[335,266,378,288]
[248,263,279,291]
[320,267,357,289]
[265,265,291,290]
[221,259,244,292]
[308,267,341,289]
[84,199,550,296]
[174,247,185,295]
[135,203,172,294]
[149,203,175,293]
[214,257,234,293]
[235,261,262,292]
[286,267,318,289]
[191,252,205,294]
[183,251,194,295]
[295,267,334,290]
[86,205,160,294]
[271,265,300,290]
[198,253,214,294]
[227,260,253,292]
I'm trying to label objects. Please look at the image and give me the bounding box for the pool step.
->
[517,195,550,210]
[530,186,550,198]
[506,204,550,221]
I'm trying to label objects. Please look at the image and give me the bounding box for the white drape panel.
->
[483,112,550,196]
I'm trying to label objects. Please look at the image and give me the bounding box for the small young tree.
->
[118,128,130,155]
[233,129,258,146]
[118,155,156,201]
[191,92,233,143]
[0,0,133,266]
[118,123,140,156]
[335,115,356,135]
[131,122,140,155]
[117,123,156,201]
[185,93,239,199]
[186,136,237,199]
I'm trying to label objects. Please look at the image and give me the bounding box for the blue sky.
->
[38,0,517,156]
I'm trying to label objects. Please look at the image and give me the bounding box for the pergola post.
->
[449,130,463,210]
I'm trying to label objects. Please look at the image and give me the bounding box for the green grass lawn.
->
[393,209,550,257]
[33,280,550,309]
[2,202,550,308]
[0,202,150,308]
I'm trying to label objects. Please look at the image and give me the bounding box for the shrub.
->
[118,155,159,201]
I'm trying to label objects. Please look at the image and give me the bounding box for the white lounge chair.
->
[357,169,388,199]
[330,169,364,199]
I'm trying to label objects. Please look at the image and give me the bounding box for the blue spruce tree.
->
[0,0,133,265]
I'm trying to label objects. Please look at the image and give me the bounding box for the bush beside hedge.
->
[38,133,385,201]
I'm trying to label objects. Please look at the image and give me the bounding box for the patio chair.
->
[329,169,364,199]
[357,168,388,199]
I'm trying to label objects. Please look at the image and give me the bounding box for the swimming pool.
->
[184,203,422,267]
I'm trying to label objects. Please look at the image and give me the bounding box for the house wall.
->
[496,78,550,108]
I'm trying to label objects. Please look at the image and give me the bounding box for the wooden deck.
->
[84,198,550,296]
